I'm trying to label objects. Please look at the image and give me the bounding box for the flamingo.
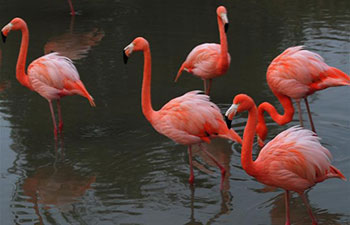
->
[175,6,230,95]
[225,94,346,225]
[256,46,350,147]
[123,37,241,189]
[1,18,95,137]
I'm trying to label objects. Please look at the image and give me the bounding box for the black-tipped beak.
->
[224,115,232,129]
[224,23,229,33]
[1,32,7,43]
[123,50,128,64]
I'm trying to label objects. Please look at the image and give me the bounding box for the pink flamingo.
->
[123,37,241,189]
[67,0,75,16]
[1,18,95,137]
[175,6,230,95]
[225,94,346,225]
[256,46,350,147]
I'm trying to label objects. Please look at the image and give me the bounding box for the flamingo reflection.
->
[267,192,344,225]
[192,138,234,191]
[22,164,95,223]
[44,16,104,61]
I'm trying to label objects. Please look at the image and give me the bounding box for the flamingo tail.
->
[73,81,96,107]
[328,165,346,181]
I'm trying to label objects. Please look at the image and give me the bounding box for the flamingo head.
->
[217,6,229,33]
[1,18,26,43]
[225,94,255,128]
[123,37,149,64]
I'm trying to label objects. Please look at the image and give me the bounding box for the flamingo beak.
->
[221,13,229,33]
[123,50,128,64]
[123,43,134,64]
[224,23,229,33]
[224,104,238,129]
[1,32,6,43]
[1,23,13,43]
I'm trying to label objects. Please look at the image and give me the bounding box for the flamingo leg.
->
[284,190,291,225]
[304,97,316,133]
[198,144,226,190]
[67,0,75,16]
[48,101,58,138]
[57,100,63,133]
[295,100,304,127]
[203,79,208,95]
[188,146,194,185]
[300,193,318,225]
[206,79,212,95]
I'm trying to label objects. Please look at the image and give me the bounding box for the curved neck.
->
[241,103,258,176]
[217,17,228,71]
[16,23,32,89]
[256,92,294,141]
[141,45,155,122]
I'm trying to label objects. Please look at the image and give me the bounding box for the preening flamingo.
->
[175,6,230,95]
[123,37,241,189]
[225,94,346,225]
[256,46,350,147]
[1,18,95,137]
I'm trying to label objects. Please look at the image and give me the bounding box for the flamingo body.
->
[254,126,344,193]
[267,46,350,99]
[28,53,94,105]
[178,43,231,80]
[152,90,238,146]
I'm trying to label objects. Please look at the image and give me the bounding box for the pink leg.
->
[188,146,194,185]
[203,79,208,95]
[207,79,212,95]
[300,193,318,225]
[284,190,291,225]
[199,144,226,190]
[304,97,316,133]
[67,0,75,16]
[295,100,304,127]
[48,101,58,138]
[57,100,63,133]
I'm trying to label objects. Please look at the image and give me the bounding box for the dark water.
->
[0,0,349,224]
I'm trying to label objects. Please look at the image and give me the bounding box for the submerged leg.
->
[57,100,63,133]
[300,193,318,225]
[188,146,194,185]
[285,190,291,225]
[295,100,304,127]
[304,97,316,133]
[48,101,58,138]
[199,144,226,190]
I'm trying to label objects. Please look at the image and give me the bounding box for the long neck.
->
[141,45,155,122]
[217,17,228,71]
[16,23,32,89]
[241,103,258,176]
[256,92,294,141]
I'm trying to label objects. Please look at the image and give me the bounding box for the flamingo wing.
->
[183,43,230,78]
[27,53,94,105]
[255,126,343,192]
[153,91,227,145]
